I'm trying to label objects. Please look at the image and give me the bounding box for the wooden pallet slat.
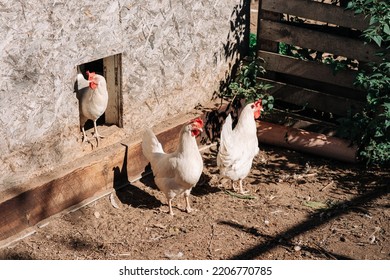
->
[253,0,378,118]
[259,50,360,89]
[262,0,369,31]
[258,77,364,116]
[259,20,381,63]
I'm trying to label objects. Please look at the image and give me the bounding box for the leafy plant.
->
[338,0,390,165]
[277,1,389,165]
[222,33,274,112]
[227,57,274,111]
[347,0,390,49]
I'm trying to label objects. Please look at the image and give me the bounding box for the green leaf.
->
[355,8,363,14]
[369,16,378,25]
[384,24,390,35]
[374,129,384,138]
[346,1,354,10]
[371,35,382,47]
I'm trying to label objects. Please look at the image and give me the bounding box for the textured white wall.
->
[0,0,246,188]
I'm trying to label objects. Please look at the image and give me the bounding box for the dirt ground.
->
[1,0,389,261]
[0,143,389,260]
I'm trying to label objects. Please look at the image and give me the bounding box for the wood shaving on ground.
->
[224,190,257,199]
[302,200,328,209]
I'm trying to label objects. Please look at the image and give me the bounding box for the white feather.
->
[217,103,259,182]
[141,123,203,215]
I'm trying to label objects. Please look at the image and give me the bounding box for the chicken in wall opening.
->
[78,59,106,130]
[75,54,123,146]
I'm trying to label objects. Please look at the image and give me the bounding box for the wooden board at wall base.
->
[0,120,185,243]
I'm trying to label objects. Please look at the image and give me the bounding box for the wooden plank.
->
[267,71,367,101]
[104,54,123,127]
[259,78,364,116]
[0,119,186,242]
[262,0,369,31]
[256,3,280,52]
[258,20,382,63]
[259,50,359,89]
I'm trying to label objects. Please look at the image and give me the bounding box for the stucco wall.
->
[0,0,246,188]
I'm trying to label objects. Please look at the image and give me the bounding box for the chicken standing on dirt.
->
[76,71,108,146]
[217,100,263,194]
[142,118,204,215]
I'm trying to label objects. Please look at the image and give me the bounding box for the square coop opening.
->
[77,53,123,131]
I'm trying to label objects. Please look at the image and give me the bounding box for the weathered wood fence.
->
[255,0,380,119]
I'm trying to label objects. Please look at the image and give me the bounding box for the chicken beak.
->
[88,80,98,90]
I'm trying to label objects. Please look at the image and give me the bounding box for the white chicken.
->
[217,100,263,194]
[76,71,108,146]
[142,118,204,216]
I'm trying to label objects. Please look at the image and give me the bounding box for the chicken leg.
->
[184,189,193,213]
[238,179,249,194]
[93,120,104,146]
[81,127,89,144]
[232,179,249,194]
[166,189,194,216]
[168,199,174,216]
[81,121,104,147]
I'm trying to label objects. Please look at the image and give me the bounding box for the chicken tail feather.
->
[142,128,164,163]
[76,73,90,90]
[220,114,234,150]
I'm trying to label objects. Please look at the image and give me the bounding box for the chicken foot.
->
[81,127,91,144]
[232,179,249,194]
[167,191,194,216]
[185,195,193,214]
[81,121,104,148]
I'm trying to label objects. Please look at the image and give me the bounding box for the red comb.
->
[86,71,96,81]
[190,117,204,128]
